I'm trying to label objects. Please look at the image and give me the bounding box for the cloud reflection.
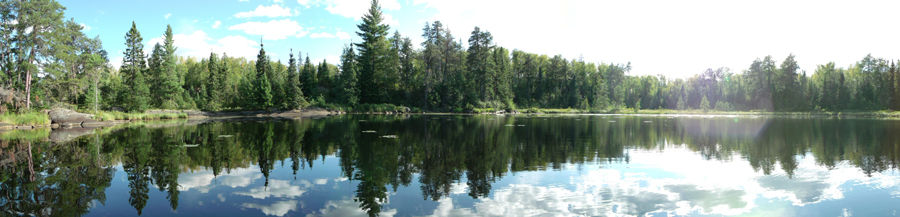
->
[177,167,262,193]
[426,146,900,216]
[306,199,397,217]
[242,200,300,216]
[234,179,307,199]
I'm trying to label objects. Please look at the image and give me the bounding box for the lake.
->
[1,114,899,216]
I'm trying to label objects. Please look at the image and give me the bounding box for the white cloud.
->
[234,4,293,18]
[212,20,221,29]
[229,19,304,40]
[147,30,261,60]
[324,55,340,65]
[335,30,350,40]
[110,56,123,69]
[382,13,399,26]
[239,0,249,1]
[241,200,299,217]
[319,0,401,19]
[274,0,283,2]
[310,32,335,39]
[164,13,171,19]
[79,23,92,31]
[295,31,310,38]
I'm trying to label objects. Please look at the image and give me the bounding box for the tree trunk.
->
[25,69,30,109]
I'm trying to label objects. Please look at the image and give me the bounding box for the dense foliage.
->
[2,0,899,113]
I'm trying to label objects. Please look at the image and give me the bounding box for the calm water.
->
[1,115,899,216]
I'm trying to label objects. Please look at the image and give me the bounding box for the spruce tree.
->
[300,55,317,101]
[286,50,307,109]
[218,53,230,108]
[268,60,286,108]
[466,26,496,104]
[159,25,182,109]
[317,59,332,95]
[340,44,359,106]
[123,21,150,112]
[130,70,151,112]
[255,42,273,109]
[355,0,391,104]
[206,52,221,110]
[148,43,165,107]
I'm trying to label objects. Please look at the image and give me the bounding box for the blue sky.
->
[60,0,900,78]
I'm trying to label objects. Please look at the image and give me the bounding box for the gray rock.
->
[48,108,95,125]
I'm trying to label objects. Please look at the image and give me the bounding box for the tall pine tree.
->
[340,44,359,106]
[466,26,496,104]
[159,25,182,109]
[355,0,391,104]
[286,49,307,109]
[123,21,150,112]
[206,52,221,110]
[254,41,273,109]
[300,55,317,101]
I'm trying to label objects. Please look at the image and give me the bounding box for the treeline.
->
[3,0,900,113]
[617,54,900,112]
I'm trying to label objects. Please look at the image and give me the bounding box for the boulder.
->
[48,108,95,125]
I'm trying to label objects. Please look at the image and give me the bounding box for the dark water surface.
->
[2,115,899,216]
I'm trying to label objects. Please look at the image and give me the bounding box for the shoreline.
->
[4,108,900,133]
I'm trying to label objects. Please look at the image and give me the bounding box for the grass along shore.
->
[4,107,900,127]
[0,111,51,126]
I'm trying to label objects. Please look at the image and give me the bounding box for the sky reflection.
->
[427,145,900,216]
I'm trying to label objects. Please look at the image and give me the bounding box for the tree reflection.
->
[0,135,114,216]
[2,115,900,216]
[122,127,152,216]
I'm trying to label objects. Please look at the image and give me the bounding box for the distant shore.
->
[4,108,900,133]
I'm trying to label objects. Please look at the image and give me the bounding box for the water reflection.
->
[1,115,899,216]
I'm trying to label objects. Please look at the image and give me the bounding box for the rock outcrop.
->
[47,108,95,126]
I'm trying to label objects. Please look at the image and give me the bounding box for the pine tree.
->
[148,43,165,106]
[317,59,332,97]
[123,21,150,112]
[355,0,391,104]
[268,60,286,108]
[255,42,273,109]
[300,55,317,101]
[218,53,230,108]
[159,25,182,109]
[286,49,307,109]
[130,70,151,112]
[206,52,221,110]
[340,44,359,106]
[467,26,496,104]
[493,47,513,108]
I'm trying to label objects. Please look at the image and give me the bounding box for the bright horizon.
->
[61,0,900,78]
